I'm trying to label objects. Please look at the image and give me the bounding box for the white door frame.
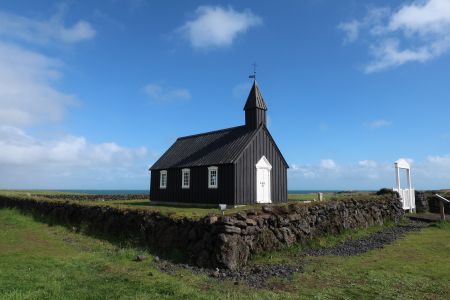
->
[256,156,272,203]
[393,159,416,213]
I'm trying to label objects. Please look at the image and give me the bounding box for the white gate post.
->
[406,168,413,213]
[394,159,415,212]
[396,165,401,192]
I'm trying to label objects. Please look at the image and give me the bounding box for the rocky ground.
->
[152,220,429,288]
[304,220,429,257]
[155,259,302,288]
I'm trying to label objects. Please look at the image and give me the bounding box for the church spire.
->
[244,80,267,129]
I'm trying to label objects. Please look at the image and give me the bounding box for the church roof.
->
[150,125,259,170]
[243,80,268,111]
[150,80,288,170]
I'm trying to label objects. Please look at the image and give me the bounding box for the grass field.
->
[1,208,449,299]
[0,189,329,200]
[0,190,82,196]
[0,190,375,219]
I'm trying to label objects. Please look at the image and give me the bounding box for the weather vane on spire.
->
[249,63,257,80]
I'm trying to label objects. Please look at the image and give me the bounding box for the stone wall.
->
[415,191,450,214]
[415,191,429,213]
[211,196,403,269]
[29,194,149,201]
[0,194,403,270]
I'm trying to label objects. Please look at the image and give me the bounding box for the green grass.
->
[249,221,399,265]
[100,198,317,218]
[288,192,383,202]
[0,190,320,219]
[106,192,379,218]
[431,220,450,230]
[0,189,82,196]
[0,190,382,219]
[1,208,449,299]
[287,193,320,201]
[0,208,257,300]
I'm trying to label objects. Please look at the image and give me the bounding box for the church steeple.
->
[244,80,267,129]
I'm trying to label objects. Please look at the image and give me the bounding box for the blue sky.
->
[0,0,449,190]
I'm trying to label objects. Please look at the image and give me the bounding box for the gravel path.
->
[304,221,429,257]
[153,220,428,288]
[155,260,302,288]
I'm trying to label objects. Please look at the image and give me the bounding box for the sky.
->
[0,0,449,190]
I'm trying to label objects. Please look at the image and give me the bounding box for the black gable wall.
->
[150,165,235,205]
[234,128,288,205]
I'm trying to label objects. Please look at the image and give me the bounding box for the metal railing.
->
[434,194,449,221]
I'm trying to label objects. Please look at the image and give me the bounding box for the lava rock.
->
[134,255,147,262]
[245,218,257,226]
[222,225,242,234]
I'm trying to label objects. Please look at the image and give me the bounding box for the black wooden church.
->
[149,81,288,206]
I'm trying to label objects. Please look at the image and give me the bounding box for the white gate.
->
[393,188,416,211]
[393,159,416,212]
[256,156,272,203]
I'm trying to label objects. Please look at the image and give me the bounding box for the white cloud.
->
[0,42,76,127]
[143,83,191,103]
[0,10,154,189]
[339,0,450,72]
[365,38,443,73]
[368,119,391,128]
[417,154,450,179]
[0,126,147,166]
[0,10,95,127]
[358,160,378,168]
[388,0,450,34]
[0,10,95,45]
[178,6,262,49]
[320,159,338,170]
[289,155,450,190]
[338,20,361,43]
[289,159,391,190]
[339,7,390,43]
[0,126,152,189]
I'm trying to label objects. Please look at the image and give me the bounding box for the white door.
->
[256,156,272,203]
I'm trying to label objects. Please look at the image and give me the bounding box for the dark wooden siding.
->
[245,109,266,130]
[234,129,288,204]
[150,164,235,205]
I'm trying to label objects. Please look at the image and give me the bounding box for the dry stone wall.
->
[415,191,429,213]
[414,191,450,214]
[30,194,148,201]
[0,194,403,270]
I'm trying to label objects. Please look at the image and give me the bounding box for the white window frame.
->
[159,170,167,189]
[208,166,218,189]
[181,168,190,189]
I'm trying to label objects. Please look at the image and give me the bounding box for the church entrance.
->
[256,156,272,203]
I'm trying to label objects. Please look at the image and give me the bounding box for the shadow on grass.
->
[9,207,189,265]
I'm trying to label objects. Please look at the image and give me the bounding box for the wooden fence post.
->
[440,200,445,221]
